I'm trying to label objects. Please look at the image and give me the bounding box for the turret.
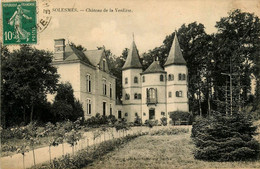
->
[165,31,189,122]
[122,37,143,122]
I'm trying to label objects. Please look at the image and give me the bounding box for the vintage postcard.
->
[1,0,260,169]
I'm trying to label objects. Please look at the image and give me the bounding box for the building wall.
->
[54,62,81,99]
[141,73,167,123]
[165,65,189,114]
[122,68,142,121]
[53,61,116,119]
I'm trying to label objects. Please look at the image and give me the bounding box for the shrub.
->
[85,113,113,126]
[169,111,192,125]
[192,111,260,161]
[160,117,167,126]
[145,119,158,128]
[134,115,142,126]
[150,128,189,135]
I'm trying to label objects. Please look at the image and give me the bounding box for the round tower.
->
[141,60,167,123]
[164,31,189,123]
[122,39,142,122]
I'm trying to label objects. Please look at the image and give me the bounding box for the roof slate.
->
[64,45,92,65]
[84,49,104,66]
[142,60,166,74]
[122,41,142,70]
[63,44,105,68]
[164,32,186,66]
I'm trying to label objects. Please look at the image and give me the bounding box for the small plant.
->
[134,115,142,126]
[145,119,158,129]
[23,122,40,166]
[115,119,130,137]
[160,117,167,126]
[16,143,29,169]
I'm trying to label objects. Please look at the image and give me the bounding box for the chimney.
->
[54,39,65,61]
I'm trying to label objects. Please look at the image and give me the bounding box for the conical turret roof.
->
[164,31,186,66]
[142,60,166,74]
[122,40,142,70]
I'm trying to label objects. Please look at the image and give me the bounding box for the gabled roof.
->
[122,41,142,70]
[64,45,92,65]
[142,60,166,74]
[84,49,104,66]
[164,31,186,66]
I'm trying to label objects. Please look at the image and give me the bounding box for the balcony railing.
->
[147,98,157,105]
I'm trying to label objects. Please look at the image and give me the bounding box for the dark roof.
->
[63,44,107,68]
[84,49,104,66]
[164,32,186,66]
[122,41,142,70]
[64,45,92,65]
[142,60,166,74]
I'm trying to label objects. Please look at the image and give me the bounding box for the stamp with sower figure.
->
[2,1,37,45]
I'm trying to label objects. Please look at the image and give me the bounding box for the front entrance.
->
[149,109,155,120]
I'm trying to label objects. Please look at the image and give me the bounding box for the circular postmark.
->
[37,0,52,33]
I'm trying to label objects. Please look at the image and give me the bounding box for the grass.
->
[86,128,260,169]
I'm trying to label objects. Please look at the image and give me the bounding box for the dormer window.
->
[160,74,164,82]
[134,76,138,83]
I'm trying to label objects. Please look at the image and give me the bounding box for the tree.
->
[192,111,259,161]
[1,45,59,125]
[212,9,260,112]
[52,82,84,121]
[70,42,87,52]
[142,22,211,115]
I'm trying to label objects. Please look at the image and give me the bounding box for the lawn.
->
[86,128,260,169]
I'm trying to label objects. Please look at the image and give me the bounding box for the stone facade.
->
[52,32,189,123]
[118,32,189,123]
[52,39,116,120]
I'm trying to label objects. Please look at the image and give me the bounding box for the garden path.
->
[1,126,153,169]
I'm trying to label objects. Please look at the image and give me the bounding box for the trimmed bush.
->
[192,111,259,161]
[150,128,189,135]
[169,111,192,125]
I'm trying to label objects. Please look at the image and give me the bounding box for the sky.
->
[3,0,260,56]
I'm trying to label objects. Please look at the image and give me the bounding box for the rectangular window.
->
[138,94,142,99]
[86,99,91,115]
[125,77,128,84]
[110,83,112,98]
[103,101,106,116]
[168,91,172,98]
[110,104,112,115]
[86,75,91,92]
[118,110,122,118]
[103,78,106,95]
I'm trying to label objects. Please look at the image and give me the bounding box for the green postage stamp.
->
[2,1,37,45]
